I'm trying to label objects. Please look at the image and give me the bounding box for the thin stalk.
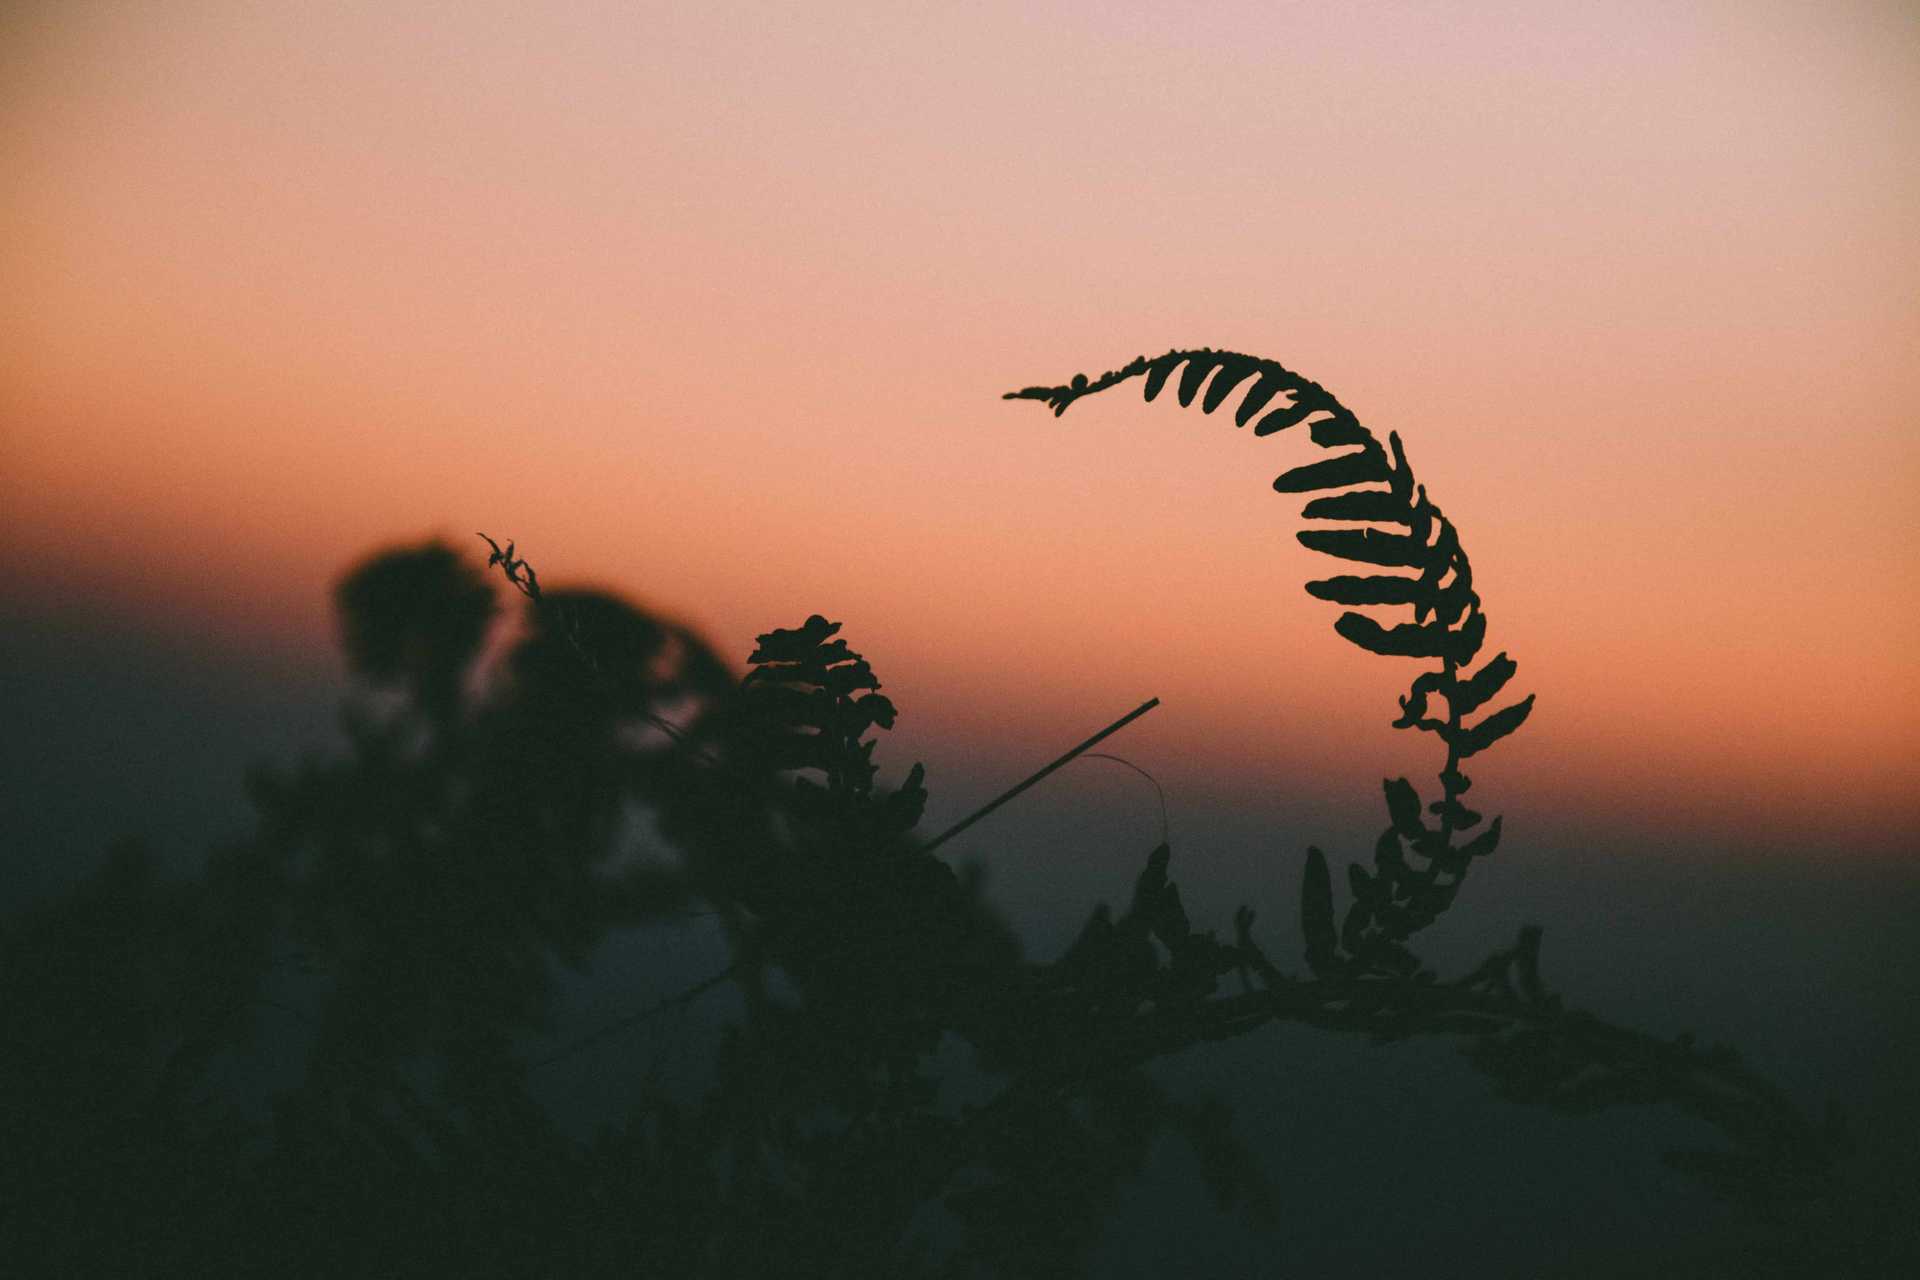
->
[920,698,1161,854]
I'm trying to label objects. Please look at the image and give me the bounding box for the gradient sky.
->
[4,1,1916,863]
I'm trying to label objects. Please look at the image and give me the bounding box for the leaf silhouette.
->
[1246,399,1319,436]
[1453,654,1518,717]
[1442,608,1488,666]
[1303,574,1427,607]
[1296,528,1427,567]
[1453,696,1536,760]
[1176,357,1215,406]
[1198,356,1259,411]
[1142,357,1178,401]
[1456,816,1504,859]
[1333,613,1453,660]
[1232,372,1291,424]
[1383,778,1425,840]
[1272,448,1390,494]
[1309,412,1372,448]
[1299,490,1413,524]
[1302,847,1337,971]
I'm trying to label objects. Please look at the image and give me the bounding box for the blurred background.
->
[4,2,1916,1272]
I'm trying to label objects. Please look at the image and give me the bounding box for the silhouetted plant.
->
[1005,348,1836,1218]
[1009,347,1532,972]
[0,352,1854,1276]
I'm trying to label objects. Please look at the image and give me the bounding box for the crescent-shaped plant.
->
[1007,348,1534,975]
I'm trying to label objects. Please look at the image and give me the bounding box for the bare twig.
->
[920,698,1160,854]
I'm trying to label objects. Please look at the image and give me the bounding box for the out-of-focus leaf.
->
[880,762,928,832]
[1342,896,1371,954]
[1372,828,1407,878]
[1514,925,1545,1003]
[1064,903,1115,968]
[1301,847,1337,970]
[1427,797,1483,831]
[1154,882,1192,946]
[335,544,497,714]
[1169,1095,1274,1219]
[1660,1150,1773,1204]
[1383,778,1424,839]
[1130,843,1172,920]
[1454,817,1502,861]
[853,692,897,729]
[762,732,833,772]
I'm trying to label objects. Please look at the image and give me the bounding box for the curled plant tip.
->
[477,531,541,602]
[474,535,634,696]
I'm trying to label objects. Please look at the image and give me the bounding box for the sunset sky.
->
[4,0,1916,875]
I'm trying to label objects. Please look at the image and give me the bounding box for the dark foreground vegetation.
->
[1,351,1878,1275]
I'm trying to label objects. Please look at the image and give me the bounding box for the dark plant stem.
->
[920,698,1161,854]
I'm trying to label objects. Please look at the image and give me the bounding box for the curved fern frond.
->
[1007,348,1535,969]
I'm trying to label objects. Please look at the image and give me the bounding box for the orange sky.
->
[4,1,1916,857]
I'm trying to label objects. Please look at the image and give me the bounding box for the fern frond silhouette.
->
[1008,348,1533,971]
[738,613,928,838]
